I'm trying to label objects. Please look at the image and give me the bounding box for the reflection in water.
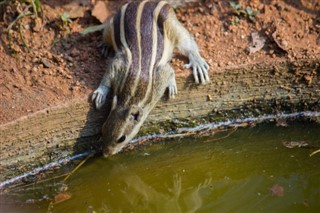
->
[107,163,212,213]
[1,121,320,212]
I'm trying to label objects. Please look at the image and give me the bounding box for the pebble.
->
[32,58,38,63]
[41,59,53,68]
[64,55,73,62]
[32,66,38,72]
[70,48,80,57]
[46,52,52,59]
[23,64,30,70]
[281,40,288,48]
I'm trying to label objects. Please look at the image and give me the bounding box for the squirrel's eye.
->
[117,135,126,143]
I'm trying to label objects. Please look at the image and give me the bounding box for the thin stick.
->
[202,126,238,143]
[63,153,94,182]
[3,173,69,193]
[310,149,320,157]
[159,132,196,139]
[47,153,94,212]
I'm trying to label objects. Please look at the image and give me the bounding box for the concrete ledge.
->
[1,59,319,182]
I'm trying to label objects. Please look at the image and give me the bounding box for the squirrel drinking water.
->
[92,0,210,157]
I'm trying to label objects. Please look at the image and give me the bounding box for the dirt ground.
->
[0,0,319,125]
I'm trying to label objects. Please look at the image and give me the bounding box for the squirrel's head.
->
[101,96,145,157]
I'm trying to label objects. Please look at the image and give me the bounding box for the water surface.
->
[1,121,320,212]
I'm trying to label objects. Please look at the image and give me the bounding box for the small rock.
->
[24,24,30,30]
[64,55,73,62]
[32,17,42,32]
[281,40,288,48]
[198,7,204,13]
[41,59,53,68]
[63,2,84,19]
[80,52,89,61]
[22,175,38,184]
[32,66,38,72]
[24,64,31,70]
[70,48,80,57]
[32,58,38,63]
[46,52,52,59]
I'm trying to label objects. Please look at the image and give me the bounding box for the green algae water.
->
[1,121,320,212]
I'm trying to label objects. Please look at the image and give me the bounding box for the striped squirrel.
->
[92,0,210,157]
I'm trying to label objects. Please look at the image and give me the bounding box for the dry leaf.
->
[268,21,289,53]
[54,191,72,204]
[92,1,111,23]
[271,30,288,53]
[248,32,265,54]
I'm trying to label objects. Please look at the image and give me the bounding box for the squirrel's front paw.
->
[91,85,109,110]
[168,74,178,99]
[184,55,210,84]
[168,83,177,99]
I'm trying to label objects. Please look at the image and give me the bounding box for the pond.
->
[1,120,320,212]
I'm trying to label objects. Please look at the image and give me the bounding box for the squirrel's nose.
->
[102,147,111,158]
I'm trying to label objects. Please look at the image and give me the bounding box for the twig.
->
[159,132,196,139]
[63,153,94,182]
[47,153,94,212]
[3,173,69,193]
[310,149,320,157]
[202,126,238,143]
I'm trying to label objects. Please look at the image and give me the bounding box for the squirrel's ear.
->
[130,105,143,122]
[111,96,118,111]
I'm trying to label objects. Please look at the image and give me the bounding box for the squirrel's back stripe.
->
[112,1,171,105]
[119,3,132,94]
[140,0,169,105]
